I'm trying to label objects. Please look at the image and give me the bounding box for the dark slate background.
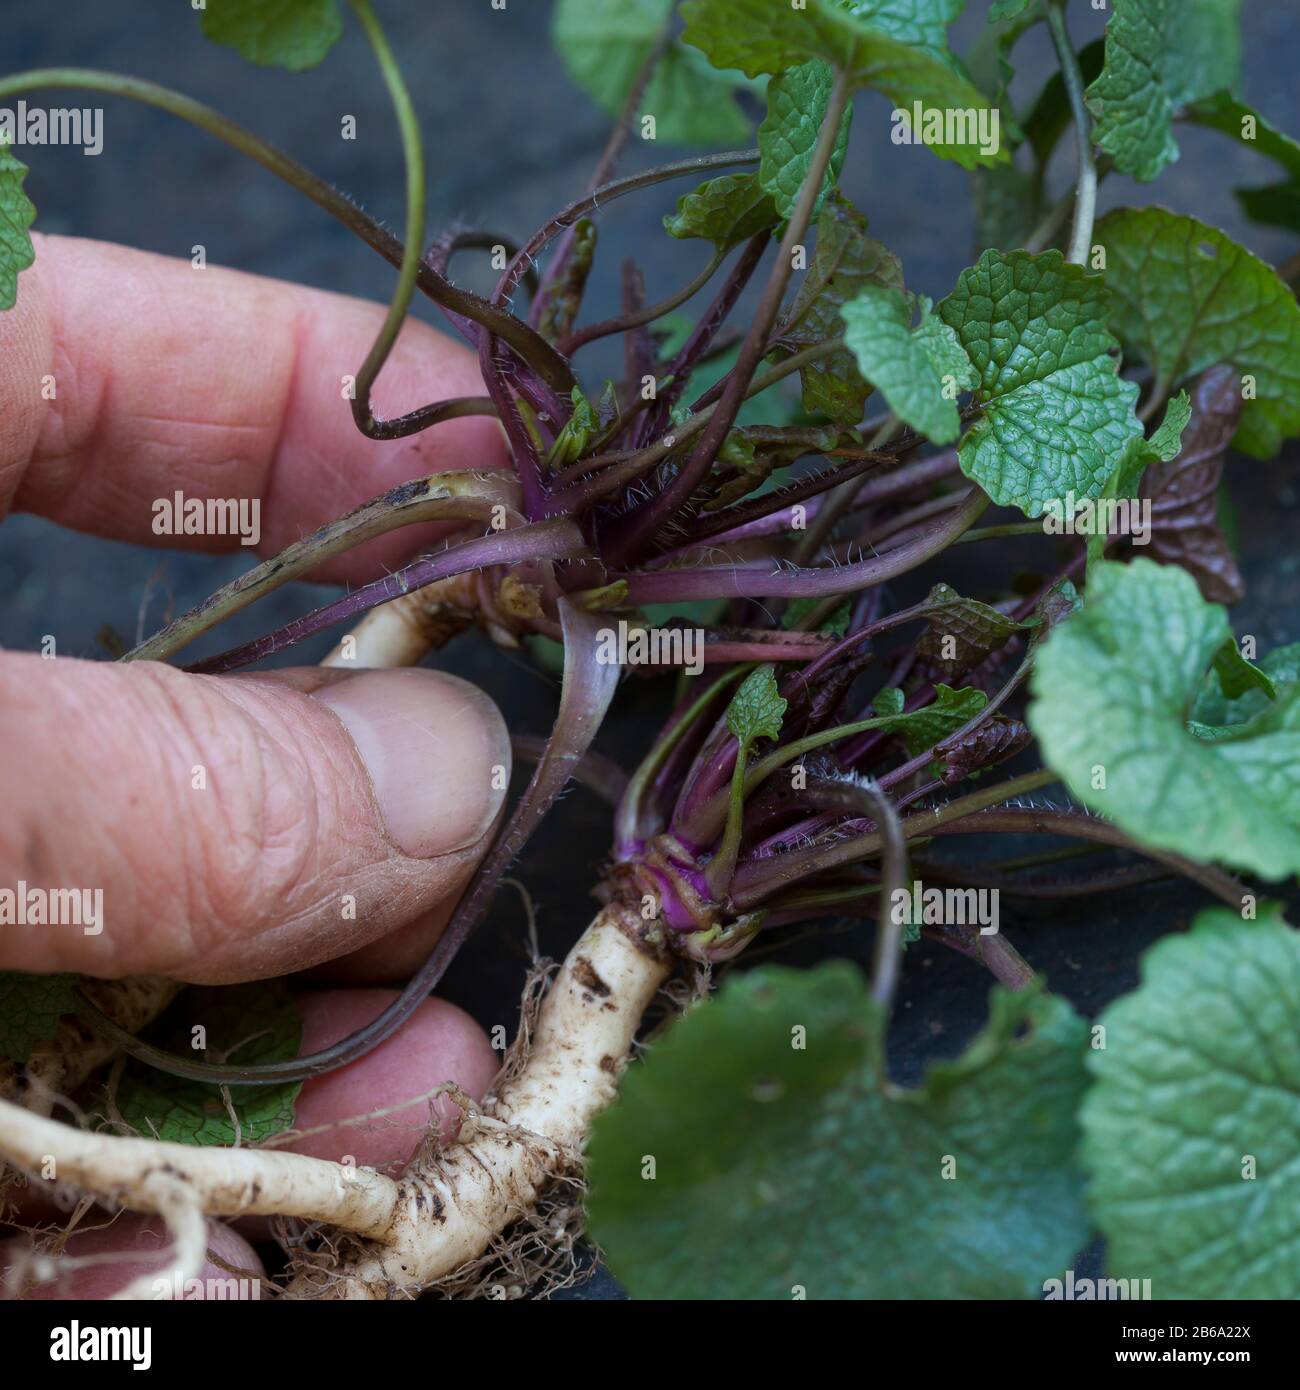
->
[1,2,1298,1299]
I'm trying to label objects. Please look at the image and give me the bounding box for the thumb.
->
[0,654,510,982]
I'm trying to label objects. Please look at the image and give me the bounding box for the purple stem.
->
[635,233,771,450]
[186,519,584,674]
[617,486,988,602]
[480,152,761,520]
[621,259,658,402]
[493,152,761,323]
[529,28,669,328]
[748,812,840,859]
[602,71,850,566]
[513,368,568,441]
[923,923,1037,990]
[423,227,532,351]
[837,645,921,766]
[924,809,1243,908]
[479,336,548,519]
[656,450,888,555]
[785,597,934,692]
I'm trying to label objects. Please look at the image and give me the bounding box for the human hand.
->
[0,235,508,1295]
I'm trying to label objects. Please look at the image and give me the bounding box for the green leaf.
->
[1156,0,1242,106]
[1084,391,1190,576]
[872,685,906,718]
[841,285,976,444]
[115,984,303,1145]
[938,249,1141,518]
[200,0,343,71]
[664,172,779,251]
[1084,0,1242,182]
[917,582,1032,680]
[988,0,1037,18]
[0,973,79,1063]
[783,597,851,636]
[964,2,1043,145]
[548,386,600,468]
[681,0,1004,168]
[773,193,904,424]
[1145,390,1193,463]
[758,61,853,220]
[0,142,37,311]
[1184,91,1300,179]
[1193,642,1300,730]
[1211,639,1276,703]
[1236,182,1300,234]
[685,339,794,429]
[877,682,988,756]
[709,422,853,510]
[554,0,758,146]
[1184,91,1300,234]
[1097,208,1300,459]
[1028,558,1300,881]
[1081,907,1300,1298]
[843,0,968,69]
[588,963,1090,1299]
[726,666,787,747]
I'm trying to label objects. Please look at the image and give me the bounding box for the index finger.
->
[0,234,507,583]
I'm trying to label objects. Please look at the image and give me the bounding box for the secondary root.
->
[0,903,672,1300]
[283,901,670,1299]
[2,976,182,1213]
[0,1100,402,1239]
[1,976,181,1113]
[422,1174,590,1300]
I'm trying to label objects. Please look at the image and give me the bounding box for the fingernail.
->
[314,669,509,859]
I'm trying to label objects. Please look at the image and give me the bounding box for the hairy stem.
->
[929,809,1245,909]
[549,339,838,511]
[344,0,427,439]
[862,783,907,1013]
[183,519,583,674]
[604,69,854,563]
[126,472,519,665]
[638,232,771,448]
[558,250,725,356]
[620,485,988,602]
[530,24,671,328]
[731,768,1057,908]
[0,68,575,394]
